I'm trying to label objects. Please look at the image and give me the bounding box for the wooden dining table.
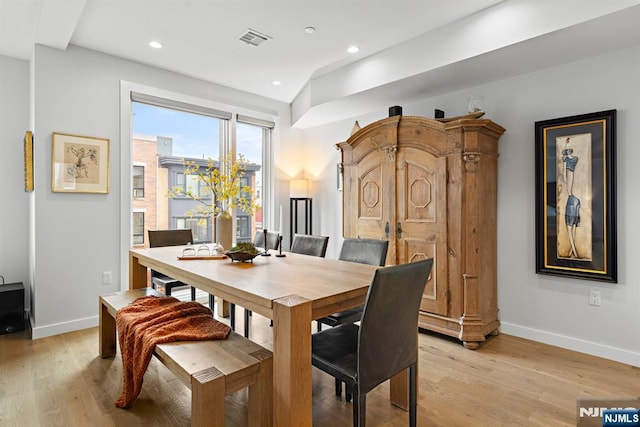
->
[128,246,410,426]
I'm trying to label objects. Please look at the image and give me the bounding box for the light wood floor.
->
[1,299,638,426]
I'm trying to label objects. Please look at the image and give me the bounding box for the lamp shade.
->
[290,179,309,198]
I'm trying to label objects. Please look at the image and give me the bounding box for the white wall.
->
[9,40,639,366]
[302,44,640,366]
[0,55,30,293]
[30,44,299,337]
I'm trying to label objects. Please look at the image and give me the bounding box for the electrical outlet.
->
[589,289,601,306]
[102,271,112,286]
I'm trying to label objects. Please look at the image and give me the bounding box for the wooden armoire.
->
[337,115,506,349]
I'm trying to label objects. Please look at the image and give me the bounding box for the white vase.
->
[215,210,233,251]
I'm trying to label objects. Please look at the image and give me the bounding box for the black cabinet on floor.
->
[0,282,25,334]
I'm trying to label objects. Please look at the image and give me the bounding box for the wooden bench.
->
[99,288,273,427]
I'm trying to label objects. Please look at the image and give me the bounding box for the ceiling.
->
[0,0,503,101]
[2,0,640,127]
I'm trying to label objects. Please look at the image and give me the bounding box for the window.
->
[133,100,221,242]
[240,177,251,200]
[236,215,251,243]
[130,92,274,248]
[133,212,145,245]
[175,172,209,198]
[236,117,274,233]
[133,165,144,198]
[175,217,210,243]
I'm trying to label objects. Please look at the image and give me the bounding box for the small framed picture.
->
[52,132,110,193]
[534,110,617,282]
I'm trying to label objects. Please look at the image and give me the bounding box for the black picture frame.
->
[535,110,617,283]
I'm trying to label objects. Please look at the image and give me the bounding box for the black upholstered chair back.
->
[147,229,196,301]
[357,258,433,393]
[338,238,388,267]
[290,234,329,257]
[148,229,193,248]
[254,230,280,251]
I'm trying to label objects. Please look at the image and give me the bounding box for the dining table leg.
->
[217,299,230,318]
[129,253,147,290]
[273,295,313,427]
[390,331,418,409]
[390,330,419,409]
[390,369,409,410]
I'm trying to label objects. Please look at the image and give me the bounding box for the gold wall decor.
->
[24,131,34,192]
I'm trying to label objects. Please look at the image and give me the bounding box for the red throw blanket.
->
[114,295,231,408]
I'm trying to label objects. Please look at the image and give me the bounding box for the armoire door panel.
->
[350,149,395,243]
[401,239,442,313]
[397,148,448,316]
[404,161,436,222]
[357,165,383,220]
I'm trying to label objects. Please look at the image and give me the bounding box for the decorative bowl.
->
[225,251,259,263]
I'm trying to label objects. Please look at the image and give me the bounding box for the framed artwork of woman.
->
[535,110,617,283]
[557,134,592,261]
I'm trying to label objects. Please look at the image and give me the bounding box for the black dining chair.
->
[311,258,433,427]
[264,233,329,329]
[148,229,196,301]
[290,234,329,257]
[230,230,281,338]
[253,230,281,252]
[317,238,388,332]
[315,238,389,401]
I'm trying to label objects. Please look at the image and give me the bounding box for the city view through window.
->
[131,101,264,247]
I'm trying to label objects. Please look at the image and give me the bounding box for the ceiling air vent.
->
[237,28,272,47]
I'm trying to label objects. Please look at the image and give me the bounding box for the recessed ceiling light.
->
[347,45,359,54]
[148,41,163,49]
[272,80,282,86]
[304,26,316,34]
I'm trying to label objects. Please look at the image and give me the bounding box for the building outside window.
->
[175,172,209,197]
[133,165,145,198]
[133,211,145,245]
[175,217,209,243]
[240,176,251,200]
[131,97,273,248]
[236,215,251,242]
[160,156,260,244]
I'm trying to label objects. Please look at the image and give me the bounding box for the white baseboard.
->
[27,317,640,368]
[500,321,640,368]
[30,315,98,339]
